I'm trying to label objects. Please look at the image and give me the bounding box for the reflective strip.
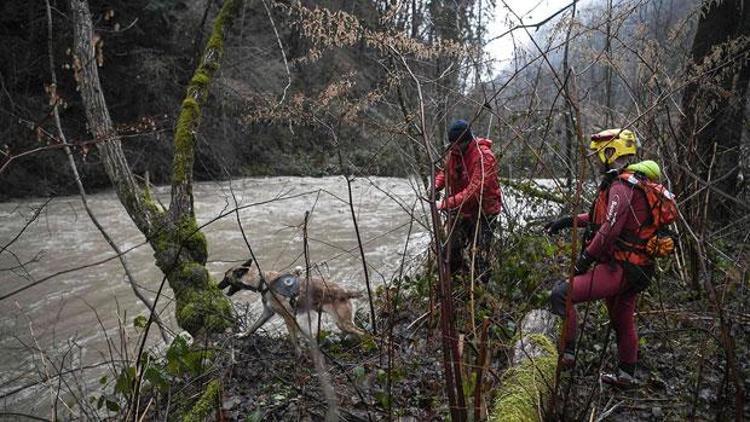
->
[626,174,639,185]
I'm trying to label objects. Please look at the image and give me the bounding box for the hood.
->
[475,138,492,148]
[447,137,493,154]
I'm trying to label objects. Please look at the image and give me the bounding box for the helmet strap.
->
[610,155,634,171]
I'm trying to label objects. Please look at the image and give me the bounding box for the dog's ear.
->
[242,258,254,268]
[233,266,249,278]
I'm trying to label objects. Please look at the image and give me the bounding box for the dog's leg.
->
[329,301,366,336]
[236,306,274,338]
[279,309,302,355]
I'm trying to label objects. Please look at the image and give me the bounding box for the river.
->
[0,176,558,415]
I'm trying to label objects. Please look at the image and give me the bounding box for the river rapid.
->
[0,176,559,415]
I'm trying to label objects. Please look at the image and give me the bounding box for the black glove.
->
[574,251,594,275]
[544,215,574,235]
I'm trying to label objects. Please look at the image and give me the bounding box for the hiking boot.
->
[560,350,576,369]
[557,344,576,370]
[600,368,637,388]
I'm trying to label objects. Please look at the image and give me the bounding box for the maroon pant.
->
[563,262,638,364]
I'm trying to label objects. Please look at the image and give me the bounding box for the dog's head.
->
[218,258,261,296]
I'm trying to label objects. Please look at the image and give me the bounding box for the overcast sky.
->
[485,0,585,64]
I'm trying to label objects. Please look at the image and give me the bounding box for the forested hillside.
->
[2,0,486,198]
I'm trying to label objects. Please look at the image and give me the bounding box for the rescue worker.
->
[434,119,502,283]
[544,128,677,387]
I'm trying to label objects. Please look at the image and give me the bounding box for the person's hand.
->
[544,215,574,235]
[574,251,594,275]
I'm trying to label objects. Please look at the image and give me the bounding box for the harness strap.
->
[259,283,269,295]
[587,172,653,251]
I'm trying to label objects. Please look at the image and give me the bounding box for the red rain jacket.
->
[434,138,502,220]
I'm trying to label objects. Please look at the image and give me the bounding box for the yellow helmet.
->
[589,128,638,165]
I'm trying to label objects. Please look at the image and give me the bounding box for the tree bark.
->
[70,0,239,336]
[48,0,170,344]
[677,0,750,223]
[70,0,160,234]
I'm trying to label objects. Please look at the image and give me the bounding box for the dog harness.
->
[222,269,302,310]
[270,274,301,298]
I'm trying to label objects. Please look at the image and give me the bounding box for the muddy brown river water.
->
[0,176,557,415]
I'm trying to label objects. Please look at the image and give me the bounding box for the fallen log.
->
[491,309,558,421]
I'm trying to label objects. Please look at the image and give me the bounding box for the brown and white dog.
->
[218,258,365,348]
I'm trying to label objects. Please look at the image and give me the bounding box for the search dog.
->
[218,258,365,349]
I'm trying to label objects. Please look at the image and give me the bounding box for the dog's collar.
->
[234,273,296,297]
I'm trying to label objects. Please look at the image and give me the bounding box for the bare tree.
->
[69,0,244,336]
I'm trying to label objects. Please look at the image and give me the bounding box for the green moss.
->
[490,334,558,422]
[182,379,220,422]
[176,216,207,263]
[175,297,200,334]
[175,283,232,335]
[161,0,241,338]
[500,177,565,205]
[202,284,233,332]
[148,214,232,336]
[190,70,210,88]
[171,0,241,189]
[151,216,207,264]
[173,98,201,185]
[178,262,210,289]
[141,188,165,219]
[171,0,241,183]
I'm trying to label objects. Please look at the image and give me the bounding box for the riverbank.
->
[3,176,747,419]
[136,257,748,421]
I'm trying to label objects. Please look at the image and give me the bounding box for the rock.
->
[222,397,239,410]
[286,403,297,415]
[509,309,557,365]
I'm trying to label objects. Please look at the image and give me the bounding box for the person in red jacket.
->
[434,120,502,283]
[545,128,667,387]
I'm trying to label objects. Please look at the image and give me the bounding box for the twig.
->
[261,0,292,105]
[391,45,467,421]
[344,174,377,334]
[0,197,54,256]
[473,318,490,421]
[485,1,578,46]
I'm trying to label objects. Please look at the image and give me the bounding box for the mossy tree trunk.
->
[491,310,558,422]
[70,0,241,336]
